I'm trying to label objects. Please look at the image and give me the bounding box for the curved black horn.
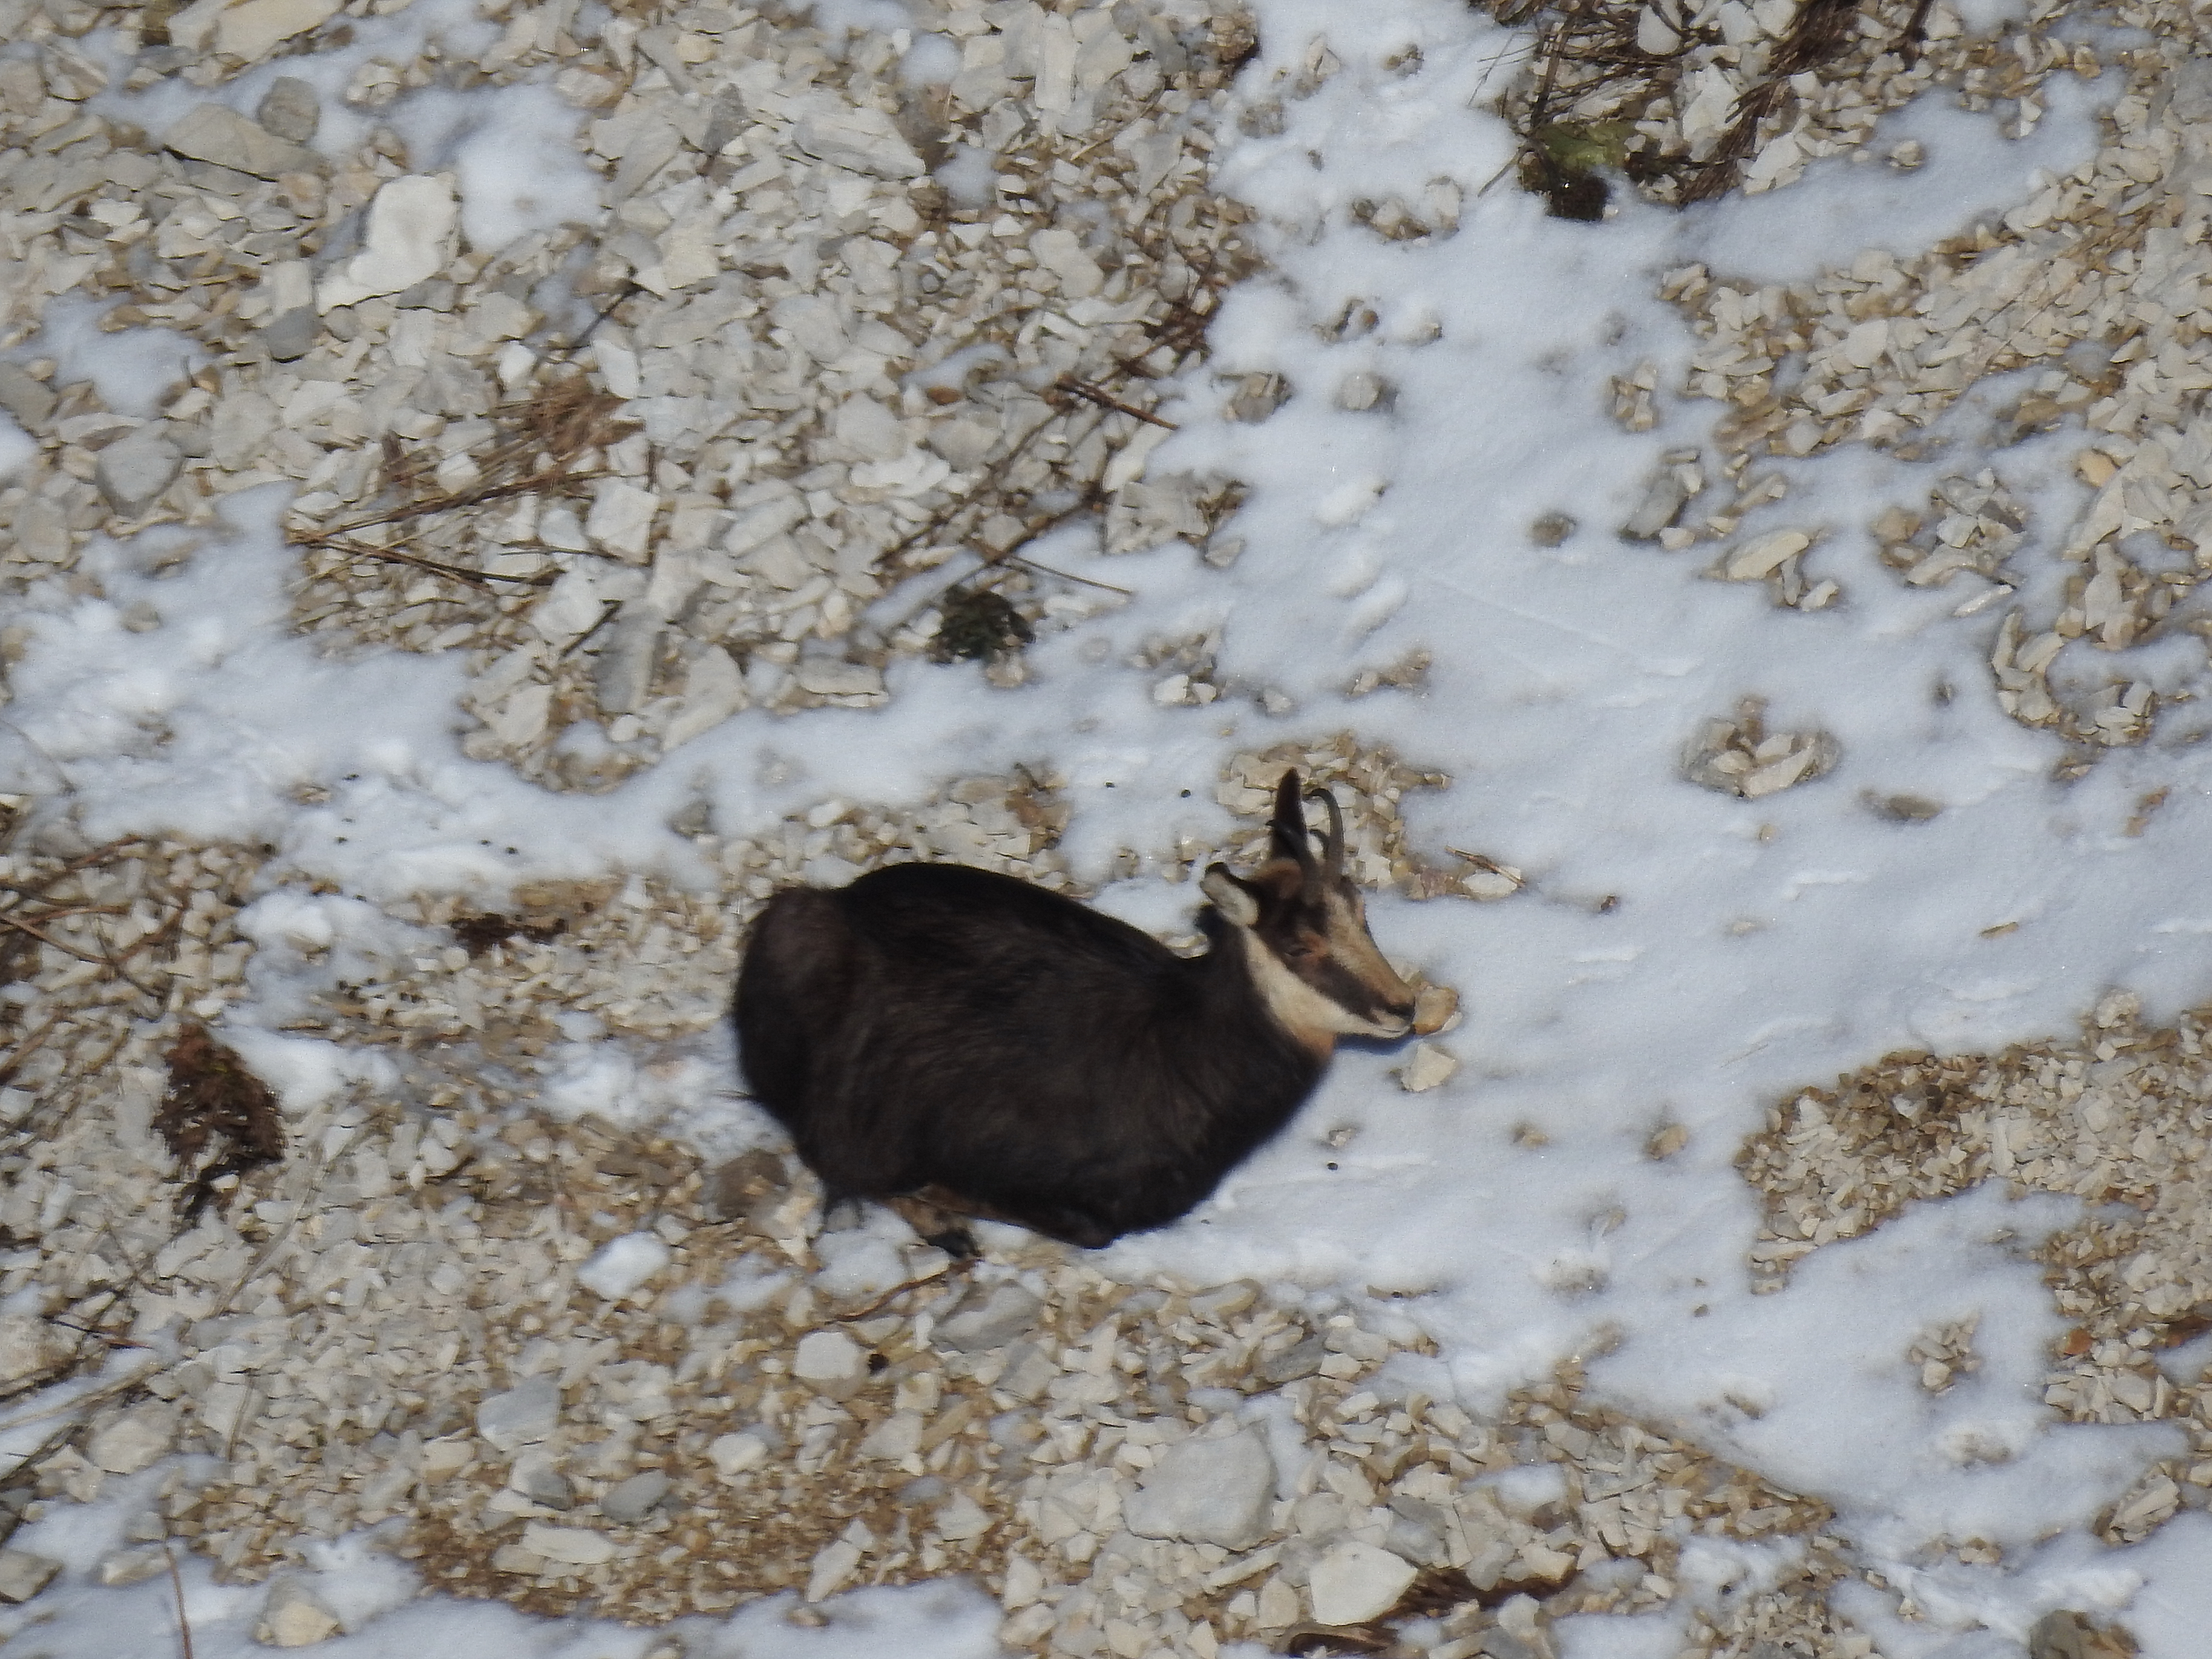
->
[1305,785,1345,881]
[1269,770,1315,869]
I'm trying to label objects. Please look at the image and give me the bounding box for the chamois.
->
[733,771,1417,1250]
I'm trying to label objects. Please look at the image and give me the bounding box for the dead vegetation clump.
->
[0,825,264,1149]
[1483,0,2067,217]
[287,371,639,612]
[156,1024,285,1220]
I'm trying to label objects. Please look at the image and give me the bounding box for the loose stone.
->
[1307,1539,1419,1626]
[94,430,183,519]
[1123,1428,1277,1551]
[256,1578,341,1647]
[476,1376,561,1452]
[0,1550,61,1605]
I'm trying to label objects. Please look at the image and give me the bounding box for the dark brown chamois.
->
[732,771,1416,1250]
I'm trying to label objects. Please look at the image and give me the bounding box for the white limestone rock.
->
[793,1329,867,1399]
[95,429,183,518]
[585,479,660,561]
[793,659,885,698]
[592,604,662,717]
[661,646,745,750]
[317,176,459,312]
[476,1375,560,1451]
[1308,1539,1418,1626]
[507,1447,575,1510]
[0,1313,68,1386]
[0,1550,60,1605]
[1123,1427,1276,1550]
[805,1537,863,1601]
[96,1548,170,1587]
[576,1232,670,1299]
[1399,1042,1460,1094]
[792,104,924,178]
[708,1430,769,1477]
[521,1523,617,1566]
[88,1403,177,1474]
[216,0,342,61]
[1032,227,1105,298]
[858,1411,925,1461]
[934,1283,1044,1353]
[256,1577,341,1647]
[600,1469,671,1522]
[164,104,320,180]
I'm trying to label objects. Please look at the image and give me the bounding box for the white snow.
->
[7,0,2209,1652]
[574,1233,673,1300]
[1694,69,2112,283]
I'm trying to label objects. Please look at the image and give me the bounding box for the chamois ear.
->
[1201,864,1261,926]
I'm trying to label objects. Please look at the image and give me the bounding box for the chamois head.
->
[1201,771,1417,1049]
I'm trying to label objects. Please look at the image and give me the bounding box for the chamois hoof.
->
[888,1190,981,1258]
[925,1224,980,1261]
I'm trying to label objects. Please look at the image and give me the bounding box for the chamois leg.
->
[902,1185,1119,1252]
[819,1186,873,1235]
[887,1192,978,1259]
[1025,1205,1120,1250]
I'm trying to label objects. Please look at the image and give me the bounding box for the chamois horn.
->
[1306,785,1345,882]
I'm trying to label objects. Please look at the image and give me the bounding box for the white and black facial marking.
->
[1253,868,1415,1040]
[1202,771,1417,1051]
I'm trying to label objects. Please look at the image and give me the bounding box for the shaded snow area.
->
[6,0,2212,1655]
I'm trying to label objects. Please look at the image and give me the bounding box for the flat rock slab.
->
[257,1578,340,1647]
[216,0,342,60]
[87,1402,176,1474]
[476,1375,560,1451]
[935,1282,1045,1353]
[164,104,320,180]
[0,1550,60,1605]
[1123,1427,1276,1551]
[94,429,183,518]
[1307,1539,1418,1626]
[791,104,924,178]
[317,176,458,312]
[522,1522,617,1566]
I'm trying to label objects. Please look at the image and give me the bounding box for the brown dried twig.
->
[165,1543,196,1659]
[294,469,614,552]
[0,912,164,1001]
[1681,0,1863,203]
[829,1266,965,1323]
[302,535,556,591]
[1053,376,1177,429]
[0,1007,66,1088]
[293,376,639,595]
